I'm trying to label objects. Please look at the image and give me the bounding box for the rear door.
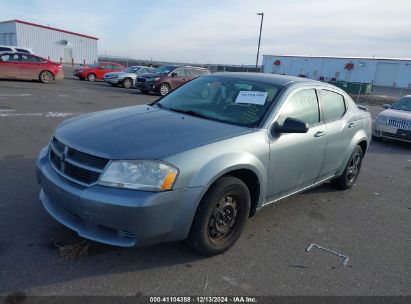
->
[317,89,356,179]
[0,53,20,78]
[267,88,327,200]
[168,68,187,90]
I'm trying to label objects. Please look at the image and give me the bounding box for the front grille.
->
[137,77,146,83]
[49,137,109,186]
[387,118,411,131]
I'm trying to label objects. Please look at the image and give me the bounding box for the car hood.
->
[381,109,411,121]
[54,105,252,160]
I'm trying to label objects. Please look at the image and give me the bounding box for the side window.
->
[21,54,38,62]
[100,64,110,70]
[186,69,199,78]
[320,90,346,121]
[114,65,122,70]
[174,68,186,77]
[0,47,12,52]
[279,89,320,125]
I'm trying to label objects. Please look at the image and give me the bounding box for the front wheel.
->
[122,78,133,89]
[87,73,96,82]
[331,146,364,190]
[39,71,54,83]
[159,83,171,96]
[186,176,250,256]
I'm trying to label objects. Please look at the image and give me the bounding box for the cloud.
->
[1,0,410,64]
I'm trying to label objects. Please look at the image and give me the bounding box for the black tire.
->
[87,73,96,82]
[159,83,171,96]
[123,78,133,89]
[39,71,54,83]
[186,176,251,256]
[331,146,364,190]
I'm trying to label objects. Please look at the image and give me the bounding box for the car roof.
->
[209,72,319,87]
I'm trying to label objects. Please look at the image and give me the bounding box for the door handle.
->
[347,122,355,128]
[314,131,326,137]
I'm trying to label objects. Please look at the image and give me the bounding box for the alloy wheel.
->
[346,152,361,183]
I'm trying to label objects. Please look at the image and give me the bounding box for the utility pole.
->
[256,12,264,70]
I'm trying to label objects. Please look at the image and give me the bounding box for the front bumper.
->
[135,81,158,92]
[36,147,203,247]
[104,77,121,85]
[373,123,411,143]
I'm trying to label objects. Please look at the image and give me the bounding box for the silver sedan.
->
[373,95,411,143]
[37,73,372,256]
[104,65,155,88]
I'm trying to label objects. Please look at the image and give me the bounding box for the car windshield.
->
[154,66,178,75]
[391,97,411,112]
[123,67,139,73]
[156,76,282,128]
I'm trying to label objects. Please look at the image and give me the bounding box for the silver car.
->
[104,66,155,88]
[36,73,371,256]
[373,95,411,143]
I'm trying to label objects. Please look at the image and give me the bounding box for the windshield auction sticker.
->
[235,91,268,105]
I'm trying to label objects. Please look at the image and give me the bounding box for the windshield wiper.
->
[167,107,222,122]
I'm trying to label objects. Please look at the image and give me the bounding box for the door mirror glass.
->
[171,72,177,77]
[272,117,309,135]
[382,104,391,109]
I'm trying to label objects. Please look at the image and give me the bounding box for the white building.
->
[0,19,98,64]
[262,55,411,88]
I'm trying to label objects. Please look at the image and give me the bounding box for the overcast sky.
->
[1,0,410,64]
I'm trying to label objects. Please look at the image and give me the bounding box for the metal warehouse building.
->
[0,19,98,64]
[262,55,411,88]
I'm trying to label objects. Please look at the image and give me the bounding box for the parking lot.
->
[0,72,410,297]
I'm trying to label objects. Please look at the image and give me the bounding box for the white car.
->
[373,95,411,143]
[104,66,155,89]
[0,45,35,54]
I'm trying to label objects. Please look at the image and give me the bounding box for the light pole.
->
[256,12,264,70]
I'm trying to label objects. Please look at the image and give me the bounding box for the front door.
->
[64,48,73,64]
[168,68,187,90]
[19,54,41,79]
[267,88,327,202]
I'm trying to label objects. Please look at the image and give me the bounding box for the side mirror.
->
[382,104,391,109]
[272,117,309,135]
[171,72,177,77]
[99,66,105,70]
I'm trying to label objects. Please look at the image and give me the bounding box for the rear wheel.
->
[87,73,96,82]
[331,146,364,190]
[123,78,133,89]
[39,71,54,83]
[159,83,171,96]
[186,176,250,256]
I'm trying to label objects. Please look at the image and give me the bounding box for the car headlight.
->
[146,77,160,82]
[98,160,178,191]
[376,115,388,125]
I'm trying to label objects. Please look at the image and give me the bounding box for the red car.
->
[73,62,125,81]
[0,52,64,83]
